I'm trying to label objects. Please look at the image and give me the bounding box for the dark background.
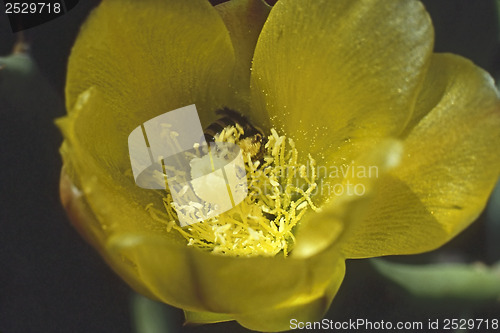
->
[0,1,499,332]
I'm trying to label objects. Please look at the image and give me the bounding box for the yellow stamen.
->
[147,124,319,257]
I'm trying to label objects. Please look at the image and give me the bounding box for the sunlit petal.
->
[342,54,500,258]
[251,0,433,165]
[65,0,236,160]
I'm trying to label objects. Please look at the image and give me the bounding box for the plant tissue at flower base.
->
[56,0,500,331]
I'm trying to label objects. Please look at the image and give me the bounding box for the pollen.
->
[147,124,320,257]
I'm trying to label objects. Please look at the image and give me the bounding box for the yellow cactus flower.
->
[57,0,500,331]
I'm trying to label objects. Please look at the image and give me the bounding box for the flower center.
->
[147,123,319,257]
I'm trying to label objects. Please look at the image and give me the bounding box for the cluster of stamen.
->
[146,125,319,257]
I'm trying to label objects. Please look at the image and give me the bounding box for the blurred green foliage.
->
[372,259,500,302]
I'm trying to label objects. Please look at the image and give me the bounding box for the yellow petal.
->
[233,261,345,332]
[293,139,403,258]
[60,167,103,249]
[108,232,345,316]
[58,88,177,238]
[59,169,160,302]
[65,0,235,139]
[184,310,234,325]
[235,296,332,332]
[215,0,270,112]
[342,53,500,258]
[184,259,346,332]
[250,0,433,165]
